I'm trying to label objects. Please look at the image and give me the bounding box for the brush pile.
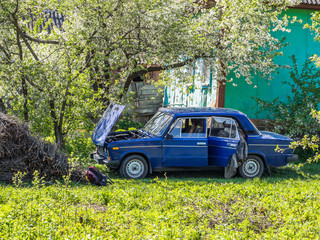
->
[0,112,84,182]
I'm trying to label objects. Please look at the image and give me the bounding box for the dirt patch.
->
[78,203,108,212]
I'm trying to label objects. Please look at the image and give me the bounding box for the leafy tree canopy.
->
[0,0,299,147]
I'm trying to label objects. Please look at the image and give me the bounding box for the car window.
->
[210,117,238,139]
[169,118,206,138]
[143,111,173,136]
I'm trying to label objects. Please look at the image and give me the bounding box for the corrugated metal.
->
[301,0,320,5]
[28,10,65,33]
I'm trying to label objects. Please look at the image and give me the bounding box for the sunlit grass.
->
[0,162,319,239]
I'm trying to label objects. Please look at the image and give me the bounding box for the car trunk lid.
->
[260,131,293,141]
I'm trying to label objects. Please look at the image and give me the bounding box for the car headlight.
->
[97,146,109,157]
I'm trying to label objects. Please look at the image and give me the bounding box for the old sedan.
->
[91,103,297,179]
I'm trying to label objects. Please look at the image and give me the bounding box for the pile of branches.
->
[0,112,85,182]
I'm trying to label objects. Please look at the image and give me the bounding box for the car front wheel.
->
[239,155,264,179]
[120,154,148,179]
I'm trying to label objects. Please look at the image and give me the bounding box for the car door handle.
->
[228,143,237,147]
[197,142,206,146]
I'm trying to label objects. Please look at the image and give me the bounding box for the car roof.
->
[159,107,246,117]
[159,107,260,135]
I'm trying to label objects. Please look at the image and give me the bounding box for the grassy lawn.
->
[0,162,320,239]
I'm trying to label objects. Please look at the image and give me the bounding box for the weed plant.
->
[1,164,320,239]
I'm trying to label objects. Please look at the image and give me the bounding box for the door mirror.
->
[165,133,173,140]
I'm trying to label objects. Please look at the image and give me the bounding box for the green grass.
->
[0,163,320,239]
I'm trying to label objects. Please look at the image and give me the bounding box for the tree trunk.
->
[54,124,65,150]
[0,98,6,112]
[49,99,65,149]
[21,77,29,121]
[16,31,29,121]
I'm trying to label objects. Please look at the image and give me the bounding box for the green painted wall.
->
[225,8,320,119]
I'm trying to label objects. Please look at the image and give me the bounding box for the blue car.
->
[91,103,298,179]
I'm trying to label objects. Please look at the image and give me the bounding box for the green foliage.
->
[31,170,45,188]
[0,0,298,149]
[115,129,127,132]
[1,173,320,239]
[115,117,144,131]
[255,56,320,139]
[290,109,320,164]
[12,172,27,188]
[64,133,96,167]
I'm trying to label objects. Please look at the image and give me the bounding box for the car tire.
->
[119,154,148,179]
[238,155,264,179]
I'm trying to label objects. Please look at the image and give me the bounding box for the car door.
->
[162,117,208,167]
[208,117,240,167]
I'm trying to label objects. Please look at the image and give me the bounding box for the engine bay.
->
[105,130,147,144]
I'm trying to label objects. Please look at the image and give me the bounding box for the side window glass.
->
[181,118,206,138]
[211,117,238,139]
[230,122,237,138]
[169,119,182,138]
[169,118,206,138]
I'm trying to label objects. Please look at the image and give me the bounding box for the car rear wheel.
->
[120,154,148,179]
[239,155,264,179]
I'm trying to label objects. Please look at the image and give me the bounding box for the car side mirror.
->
[165,133,173,140]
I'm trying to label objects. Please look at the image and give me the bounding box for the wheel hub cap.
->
[243,159,259,177]
[126,160,144,178]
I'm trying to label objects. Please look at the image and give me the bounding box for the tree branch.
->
[119,56,201,100]
[10,12,40,61]
[19,31,39,61]
[0,44,12,62]
[131,56,200,79]
[21,32,60,45]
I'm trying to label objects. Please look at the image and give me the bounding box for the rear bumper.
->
[287,154,298,163]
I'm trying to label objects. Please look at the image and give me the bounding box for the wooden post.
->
[216,58,226,108]
[215,81,226,107]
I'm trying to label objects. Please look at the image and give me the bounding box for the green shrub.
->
[64,132,96,167]
[115,117,145,130]
[255,56,320,139]
[290,109,320,163]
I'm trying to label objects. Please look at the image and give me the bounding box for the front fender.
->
[119,150,153,174]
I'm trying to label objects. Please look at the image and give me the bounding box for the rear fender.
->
[247,152,268,169]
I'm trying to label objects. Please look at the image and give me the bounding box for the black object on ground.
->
[87,166,114,186]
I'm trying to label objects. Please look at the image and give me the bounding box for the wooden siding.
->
[128,83,163,120]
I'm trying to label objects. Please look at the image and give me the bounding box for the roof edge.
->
[290,3,320,10]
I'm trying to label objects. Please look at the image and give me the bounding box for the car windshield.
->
[142,111,173,137]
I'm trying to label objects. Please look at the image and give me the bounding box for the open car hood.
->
[92,103,125,146]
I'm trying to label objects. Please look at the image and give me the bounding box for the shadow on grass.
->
[105,161,320,184]
[3,162,318,187]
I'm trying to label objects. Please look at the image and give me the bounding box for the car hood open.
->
[92,103,125,146]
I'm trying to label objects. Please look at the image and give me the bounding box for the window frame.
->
[209,116,240,140]
[168,117,208,139]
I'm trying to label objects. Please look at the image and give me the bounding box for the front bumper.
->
[90,151,120,169]
[90,151,108,164]
[287,154,298,163]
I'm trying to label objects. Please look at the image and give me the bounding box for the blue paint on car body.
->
[91,105,297,178]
